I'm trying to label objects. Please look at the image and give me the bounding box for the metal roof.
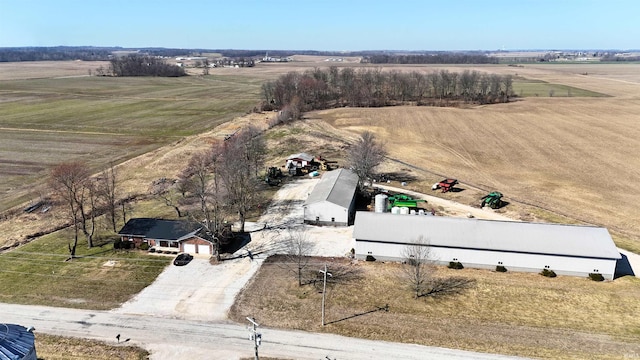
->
[353,212,621,260]
[286,152,314,162]
[0,324,35,360]
[304,169,359,209]
[118,218,214,243]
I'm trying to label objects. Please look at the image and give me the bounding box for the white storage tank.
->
[410,209,416,215]
[391,206,400,214]
[400,207,410,215]
[418,209,425,215]
[374,194,388,213]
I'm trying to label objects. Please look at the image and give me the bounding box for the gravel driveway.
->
[113,178,639,322]
[113,178,355,321]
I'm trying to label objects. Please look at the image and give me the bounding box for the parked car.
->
[173,253,193,266]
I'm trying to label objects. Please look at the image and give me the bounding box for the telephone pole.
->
[319,264,332,326]
[246,317,261,360]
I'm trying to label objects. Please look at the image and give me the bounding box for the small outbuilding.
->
[118,218,214,255]
[285,152,315,174]
[303,168,359,226]
[0,324,37,360]
[353,212,621,280]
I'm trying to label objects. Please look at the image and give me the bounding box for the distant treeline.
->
[365,53,499,64]
[600,54,640,62]
[106,55,186,77]
[0,46,112,62]
[0,46,196,62]
[262,67,513,123]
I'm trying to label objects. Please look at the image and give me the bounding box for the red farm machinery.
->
[432,178,459,193]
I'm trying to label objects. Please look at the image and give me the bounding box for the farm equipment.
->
[432,178,459,193]
[387,194,426,209]
[480,192,504,209]
[265,167,283,186]
[315,156,339,171]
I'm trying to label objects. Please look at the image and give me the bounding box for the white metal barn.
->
[353,212,621,280]
[303,169,359,226]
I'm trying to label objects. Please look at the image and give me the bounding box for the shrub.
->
[139,243,150,251]
[448,261,464,269]
[113,239,122,250]
[540,269,557,278]
[365,255,376,262]
[496,265,507,272]
[588,273,605,282]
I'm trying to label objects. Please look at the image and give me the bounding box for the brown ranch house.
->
[117,218,214,255]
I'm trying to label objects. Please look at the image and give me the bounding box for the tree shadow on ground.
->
[220,232,252,255]
[375,171,418,183]
[420,277,476,298]
[325,304,389,325]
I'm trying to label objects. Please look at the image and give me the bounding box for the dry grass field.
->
[231,257,640,360]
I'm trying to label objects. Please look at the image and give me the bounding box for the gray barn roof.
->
[353,212,621,260]
[118,218,213,243]
[0,324,35,360]
[304,168,359,209]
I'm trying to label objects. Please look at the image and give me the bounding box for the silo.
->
[400,207,410,215]
[391,206,400,214]
[374,194,388,213]
[0,324,37,360]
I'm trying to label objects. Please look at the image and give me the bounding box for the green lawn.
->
[512,78,609,98]
[0,225,171,310]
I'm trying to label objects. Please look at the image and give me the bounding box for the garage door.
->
[197,244,211,255]
[183,243,197,254]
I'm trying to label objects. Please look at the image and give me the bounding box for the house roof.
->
[304,168,359,209]
[353,212,621,260]
[118,218,214,243]
[287,152,314,162]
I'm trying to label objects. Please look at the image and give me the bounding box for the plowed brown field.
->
[313,94,640,247]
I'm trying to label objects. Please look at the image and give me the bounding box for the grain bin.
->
[0,324,37,360]
[374,194,388,213]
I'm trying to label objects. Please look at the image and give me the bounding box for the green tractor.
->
[480,192,504,209]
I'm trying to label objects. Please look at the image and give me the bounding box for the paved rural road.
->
[0,303,529,360]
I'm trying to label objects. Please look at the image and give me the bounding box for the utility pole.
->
[246,317,261,360]
[319,264,332,326]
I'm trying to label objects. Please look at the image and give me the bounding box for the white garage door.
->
[183,243,197,254]
[197,244,211,255]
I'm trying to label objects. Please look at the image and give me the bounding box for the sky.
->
[0,0,638,51]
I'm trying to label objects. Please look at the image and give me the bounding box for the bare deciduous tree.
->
[282,227,315,286]
[400,236,435,299]
[96,163,118,232]
[149,178,185,218]
[400,236,476,298]
[49,162,91,258]
[218,128,265,233]
[346,131,387,189]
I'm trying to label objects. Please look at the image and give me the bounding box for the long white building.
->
[353,212,621,280]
